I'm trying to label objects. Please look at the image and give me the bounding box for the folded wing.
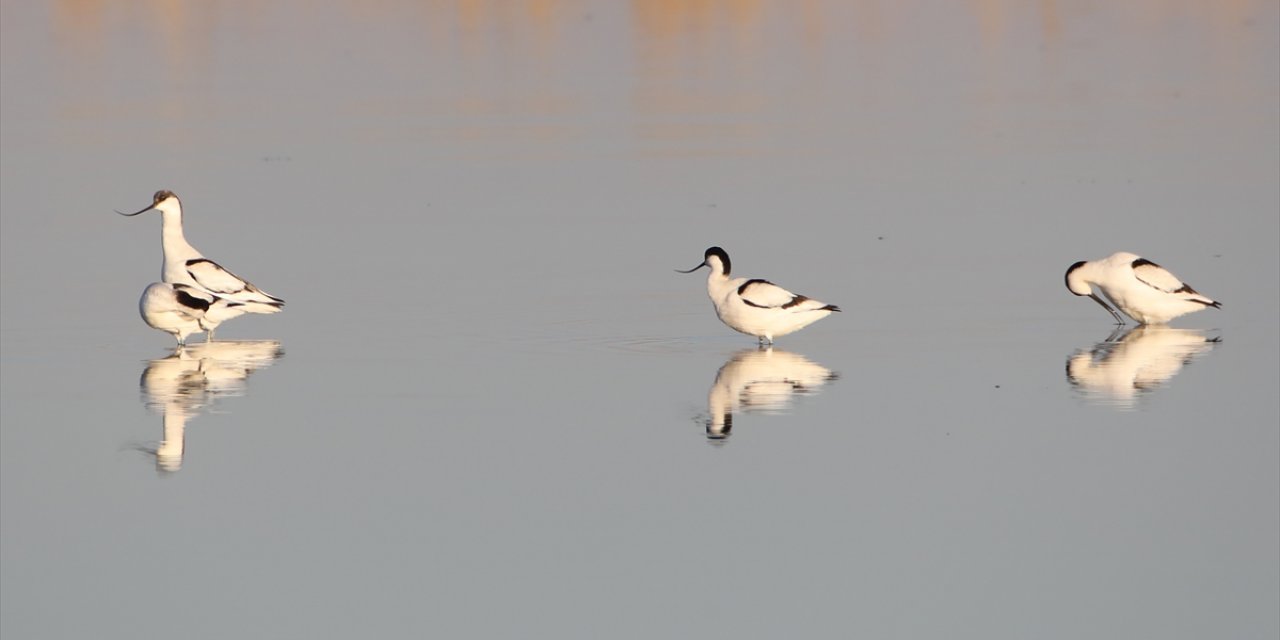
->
[737,279,838,312]
[1131,258,1218,307]
[171,284,215,317]
[186,258,284,306]
[1131,259,1186,293]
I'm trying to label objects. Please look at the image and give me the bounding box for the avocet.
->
[1065,252,1220,325]
[121,190,283,338]
[678,246,839,344]
[139,282,248,346]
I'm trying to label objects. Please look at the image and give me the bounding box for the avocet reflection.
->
[1066,326,1220,409]
[702,348,839,443]
[133,340,283,473]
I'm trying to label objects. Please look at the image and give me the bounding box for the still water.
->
[2,1,1277,638]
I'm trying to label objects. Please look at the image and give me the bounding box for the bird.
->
[120,190,283,339]
[1064,252,1220,325]
[677,246,840,345]
[139,282,249,347]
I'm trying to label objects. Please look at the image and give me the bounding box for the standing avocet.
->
[120,190,283,339]
[139,282,247,347]
[678,246,840,345]
[1064,252,1220,325]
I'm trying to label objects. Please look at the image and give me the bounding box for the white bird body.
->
[139,282,233,346]
[680,247,839,345]
[1065,251,1219,325]
[122,191,283,337]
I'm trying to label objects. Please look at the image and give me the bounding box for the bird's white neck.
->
[158,206,200,280]
[706,270,733,300]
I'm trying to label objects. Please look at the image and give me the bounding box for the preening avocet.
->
[1064,252,1220,325]
[120,190,283,338]
[678,246,840,345]
[139,282,247,346]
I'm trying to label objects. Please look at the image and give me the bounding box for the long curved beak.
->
[116,203,155,217]
[1089,293,1126,325]
[675,261,708,274]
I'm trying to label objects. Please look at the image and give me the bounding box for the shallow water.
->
[2,2,1278,638]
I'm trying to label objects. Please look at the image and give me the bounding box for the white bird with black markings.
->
[678,246,840,345]
[139,282,249,346]
[1065,252,1220,325]
[120,190,283,339]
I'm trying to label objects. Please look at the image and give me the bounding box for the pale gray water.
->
[2,2,1278,639]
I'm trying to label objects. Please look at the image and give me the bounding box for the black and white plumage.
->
[1065,252,1220,325]
[139,282,247,346]
[121,190,283,339]
[678,246,839,345]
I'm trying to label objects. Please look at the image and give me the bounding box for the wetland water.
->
[2,2,1277,638]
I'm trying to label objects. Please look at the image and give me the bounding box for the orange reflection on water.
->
[39,0,1274,153]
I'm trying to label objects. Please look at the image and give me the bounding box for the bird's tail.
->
[234,300,284,315]
[1187,294,1220,309]
[243,284,284,305]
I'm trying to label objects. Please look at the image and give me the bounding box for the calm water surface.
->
[2,2,1277,639]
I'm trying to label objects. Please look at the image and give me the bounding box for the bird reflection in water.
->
[134,341,283,473]
[1066,326,1220,409]
[702,348,839,443]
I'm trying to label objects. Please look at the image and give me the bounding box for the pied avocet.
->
[120,190,283,338]
[678,246,839,345]
[1065,252,1220,325]
[139,282,246,346]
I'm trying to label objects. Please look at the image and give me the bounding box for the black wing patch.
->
[174,289,211,312]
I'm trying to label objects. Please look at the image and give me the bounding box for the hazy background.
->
[2,1,1277,638]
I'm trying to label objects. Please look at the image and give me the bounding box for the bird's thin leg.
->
[205,329,215,343]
